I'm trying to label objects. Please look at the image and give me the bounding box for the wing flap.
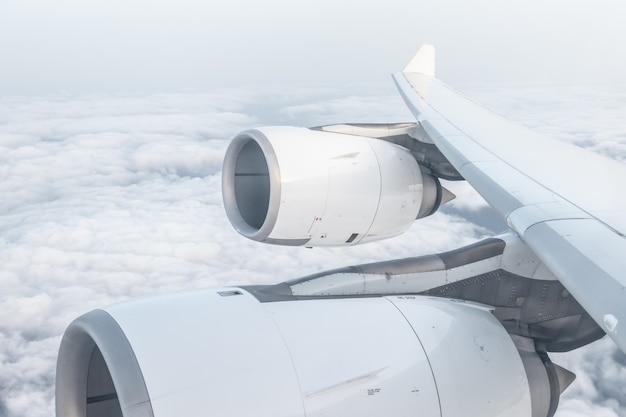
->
[523,219,626,348]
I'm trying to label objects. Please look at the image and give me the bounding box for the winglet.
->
[403,44,435,76]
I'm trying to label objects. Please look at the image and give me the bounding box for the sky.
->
[0,1,625,416]
[2,0,626,95]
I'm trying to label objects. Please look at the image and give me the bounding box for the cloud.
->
[463,84,626,160]
[278,89,414,126]
[0,84,624,417]
[552,338,626,417]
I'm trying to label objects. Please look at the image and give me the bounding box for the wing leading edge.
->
[393,45,626,353]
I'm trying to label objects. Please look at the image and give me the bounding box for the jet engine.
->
[222,127,447,246]
[56,289,556,417]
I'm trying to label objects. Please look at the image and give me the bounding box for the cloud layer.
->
[0,83,624,416]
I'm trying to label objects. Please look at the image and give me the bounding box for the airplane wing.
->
[393,45,626,353]
[55,45,623,417]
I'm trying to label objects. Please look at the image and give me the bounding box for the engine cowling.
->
[222,127,444,246]
[56,290,536,417]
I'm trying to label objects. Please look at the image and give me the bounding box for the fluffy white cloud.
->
[0,84,624,416]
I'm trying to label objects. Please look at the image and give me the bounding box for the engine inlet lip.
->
[222,129,281,242]
[56,309,153,417]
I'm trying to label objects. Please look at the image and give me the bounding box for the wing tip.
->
[403,44,435,76]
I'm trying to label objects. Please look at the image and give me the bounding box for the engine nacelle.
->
[222,127,444,246]
[57,290,538,417]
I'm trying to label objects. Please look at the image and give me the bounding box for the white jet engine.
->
[56,289,539,417]
[222,127,447,246]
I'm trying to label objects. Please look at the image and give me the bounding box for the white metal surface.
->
[270,127,381,245]
[262,297,440,417]
[356,137,424,244]
[104,289,305,417]
[389,296,531,417]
